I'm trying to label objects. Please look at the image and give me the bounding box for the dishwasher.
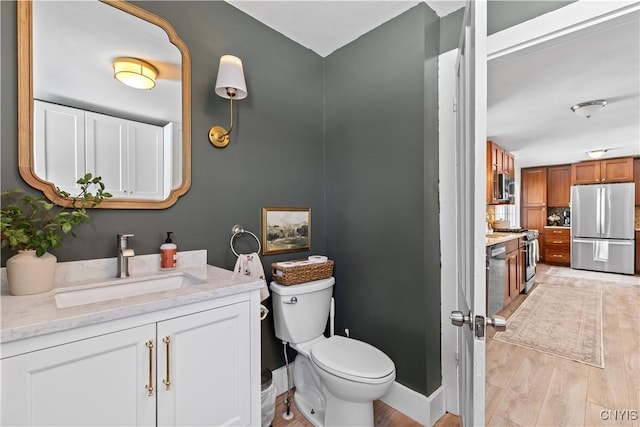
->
[486,243,506,317]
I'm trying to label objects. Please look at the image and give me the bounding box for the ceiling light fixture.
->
[570,99,607,118]
[586,149,608,159]
[209,55,248,148]
[113,57,158,90]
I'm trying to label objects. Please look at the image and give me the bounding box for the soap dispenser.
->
[160,232,177,270]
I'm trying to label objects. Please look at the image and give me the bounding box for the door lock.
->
[450,311,473,329]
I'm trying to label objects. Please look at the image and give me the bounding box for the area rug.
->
[493,284,604,368]
[544,267,640,286]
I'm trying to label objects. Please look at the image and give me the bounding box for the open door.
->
[449,1,499,425]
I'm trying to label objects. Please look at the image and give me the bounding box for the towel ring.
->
[230,224,261,257]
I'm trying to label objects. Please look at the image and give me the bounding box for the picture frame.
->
[261,207,311,255]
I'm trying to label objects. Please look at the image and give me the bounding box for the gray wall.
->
[1,0,324,371]
[324,3,442,395]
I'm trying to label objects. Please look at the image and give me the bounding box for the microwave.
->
[497,173,514,202]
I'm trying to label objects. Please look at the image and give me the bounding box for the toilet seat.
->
[310,335,395,385]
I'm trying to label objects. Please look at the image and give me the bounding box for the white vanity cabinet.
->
[34,100,166,200]
[1,297,258,426]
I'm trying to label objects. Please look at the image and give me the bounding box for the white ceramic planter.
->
[6,250,57,296]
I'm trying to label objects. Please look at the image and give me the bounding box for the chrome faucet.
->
[116,234,135,278]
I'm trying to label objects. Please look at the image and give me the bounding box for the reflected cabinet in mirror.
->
[18,0,191,209]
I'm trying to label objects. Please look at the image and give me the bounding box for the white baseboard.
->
[381,382,445,426]
[273,364,446,426]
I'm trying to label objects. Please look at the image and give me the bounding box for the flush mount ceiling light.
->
[209,55,248,148]
[113,57,158,90]
[586,149,608,159]
[570,99,607,118]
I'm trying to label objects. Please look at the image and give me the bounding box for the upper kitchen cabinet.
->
[634,158,640,205]
[571,157,634,185]
[521,167,547,207]
[486,140,515,205]
[547,165,571,207]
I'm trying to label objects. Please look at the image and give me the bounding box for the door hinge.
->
[453,100,458,113]
[455,351,460,367]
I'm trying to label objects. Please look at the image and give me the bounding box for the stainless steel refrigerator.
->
[571,182,635,275]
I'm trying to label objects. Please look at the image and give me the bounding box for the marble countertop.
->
[486,232,526,247]
[544,225,570,229]
[0,251,264,344]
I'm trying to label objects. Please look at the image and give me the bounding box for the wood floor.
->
[270,390,424,427]
[486,264,640,427]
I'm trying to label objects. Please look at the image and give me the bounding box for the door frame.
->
[439,0,640,416]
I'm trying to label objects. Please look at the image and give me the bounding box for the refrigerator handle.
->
[600,186,606,237]
[596,187,601,236]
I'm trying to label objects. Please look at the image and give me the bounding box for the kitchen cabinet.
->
[35,100,168,200]
[504,238,524,305]
[634,158,640,205]
[522,207,546,262]
[544,227,570,266]
[547,165,571,207]
[1,299,256,426]
[522,167,547,206]
[521,167,548,262]
[486,140,515,205]
[571,157,634,185]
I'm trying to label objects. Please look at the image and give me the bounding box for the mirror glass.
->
[18,0,191,209]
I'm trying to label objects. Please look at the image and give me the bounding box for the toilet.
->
[270,277,396,427]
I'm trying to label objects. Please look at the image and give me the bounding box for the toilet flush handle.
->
[283,297,298,304]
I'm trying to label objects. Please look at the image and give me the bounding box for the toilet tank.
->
[270,277,335,344]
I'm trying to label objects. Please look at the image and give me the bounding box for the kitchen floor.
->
[486,264,640,426]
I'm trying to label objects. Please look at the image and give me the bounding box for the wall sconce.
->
[113,57,157,90]
[209,55,248,148]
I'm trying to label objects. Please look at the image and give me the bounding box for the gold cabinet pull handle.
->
[162,336,171,391]
[145,340,154,397]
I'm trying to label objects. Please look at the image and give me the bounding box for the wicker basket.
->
[271,260,334,285]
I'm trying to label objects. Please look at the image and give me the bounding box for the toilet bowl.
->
[270,278,396,426]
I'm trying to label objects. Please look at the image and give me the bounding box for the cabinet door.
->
[521,167,547,206]
[128,122,165,200]
[1,324,156,427]
[547,165,571,207]
[601,157,634,183]
[86,111,129,198]
[33,100,86,194]
[571,161,600,185]
[157,301,252,427]
[522,207,546,261]
[486,141,499,204]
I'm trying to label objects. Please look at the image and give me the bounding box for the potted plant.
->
[1,174,111,296]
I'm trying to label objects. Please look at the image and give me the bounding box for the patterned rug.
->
[543,267,640,286]
[493,284,604,368]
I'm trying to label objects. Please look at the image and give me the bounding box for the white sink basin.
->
[54,272,207,308]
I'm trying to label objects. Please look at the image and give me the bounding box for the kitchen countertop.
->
[0,251,263,344]
[544,225,570,229]
[486,232,526,246]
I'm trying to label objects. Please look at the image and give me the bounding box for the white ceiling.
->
[488,9,640,168]
[226,1,466,57]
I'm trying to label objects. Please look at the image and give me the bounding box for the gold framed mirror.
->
[18,0,191,209]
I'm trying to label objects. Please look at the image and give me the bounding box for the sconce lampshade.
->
[214,55,247,99]
[113,57,158,90]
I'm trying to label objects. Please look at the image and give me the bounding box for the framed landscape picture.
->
[261,207,311,255]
